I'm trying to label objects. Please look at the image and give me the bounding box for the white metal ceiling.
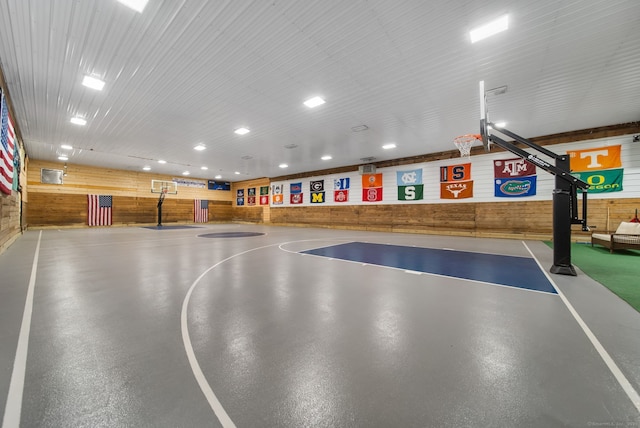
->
[0,0,638,181]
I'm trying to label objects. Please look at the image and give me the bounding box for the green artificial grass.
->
[545,242,640,312]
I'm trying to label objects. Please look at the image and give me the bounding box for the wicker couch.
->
[591,221,640,253]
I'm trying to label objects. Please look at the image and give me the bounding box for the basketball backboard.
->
[151,180,178,194]
[479,80,491,152]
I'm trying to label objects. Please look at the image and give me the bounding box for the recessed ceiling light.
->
[194,144,206,151]
[234,171,241,175]
[382,143,397,150]
[201,166,208,170]
[70,117,86,126]
[182,171,190,176]
[58,156,68,161]
[304,96,325,108]
[60,144,73,150]
[470,14,509,43]
[82,75,105,91]
[494,121,507,128]
[279,163,288,169]
[321,155,332,161]
[117,0,148,13]
[158,160,167,164]
[234,127,250,135]
[143,166,151,171]
[215,175,222,179]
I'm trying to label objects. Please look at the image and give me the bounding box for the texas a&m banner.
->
[397,169,423,201]
[362,173,383,202]
[494,158,537,197]
[440,163,473,199]
[334,177,350,203]
[568,145,623,193]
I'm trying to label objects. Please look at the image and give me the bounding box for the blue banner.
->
[494,176,537,197]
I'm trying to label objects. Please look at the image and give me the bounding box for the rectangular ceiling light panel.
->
[470,14,509,43]
[117,0,149,13]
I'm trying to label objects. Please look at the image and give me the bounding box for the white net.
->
[453,134,481,158]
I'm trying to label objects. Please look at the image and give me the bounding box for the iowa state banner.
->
[397,169,423,201]
[568,145,621,171]
[495,176,537,197]
[572,169,623,193]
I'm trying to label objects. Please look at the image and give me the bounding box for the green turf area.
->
[546,242,640,312]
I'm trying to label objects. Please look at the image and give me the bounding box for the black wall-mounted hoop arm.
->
[482,120,590,275]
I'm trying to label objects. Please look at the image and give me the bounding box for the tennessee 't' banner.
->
[568,145,621,171]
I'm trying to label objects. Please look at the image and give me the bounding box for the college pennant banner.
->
[440,163,471,182]
[568,145,621,171]
[272,184,283,205]
[441,181,474,199]
[396,169,423,201]
[260,186,269,205]
[494,158,536,178]
[362,173,383,202]
[290,193,303,204]
[236,189,245,206]
[494,176,537,197]
[572,169,623,193]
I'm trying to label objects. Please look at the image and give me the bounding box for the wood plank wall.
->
[26,160,233,227]
[231,178,270,223]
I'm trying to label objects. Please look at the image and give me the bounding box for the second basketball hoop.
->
[453,134,482,158]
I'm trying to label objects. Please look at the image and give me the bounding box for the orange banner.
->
[440,181,473,199]
[568,145,621,171]
[362,173,383,188]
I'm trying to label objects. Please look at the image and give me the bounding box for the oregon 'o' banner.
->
[568,145,623,193]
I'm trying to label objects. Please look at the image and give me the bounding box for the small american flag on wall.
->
[194,199,208,223]
[88,195,112,226]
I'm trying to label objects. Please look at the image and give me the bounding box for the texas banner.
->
[572,169,623,193]
[494,176,537,197]
[397,169,423,201]
[440,163,472,199]
[362,173,383,202]
[334,177,350,203]
[441,181,473,199]
[310,179,325,204]
[568,145,621,171]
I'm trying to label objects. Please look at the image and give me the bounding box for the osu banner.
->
[572,169,623,193]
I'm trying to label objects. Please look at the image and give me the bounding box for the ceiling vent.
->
[359,164,376,175]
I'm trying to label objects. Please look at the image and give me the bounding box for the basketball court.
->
[1,225,639,427]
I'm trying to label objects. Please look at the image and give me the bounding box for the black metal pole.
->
[550,155,576,276]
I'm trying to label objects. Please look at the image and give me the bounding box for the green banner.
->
[398,184,424,201]
[573,168,623,193]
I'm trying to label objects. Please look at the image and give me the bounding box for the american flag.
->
[194,199,208,223]
[88,195,112,226]
[0,92,16,195]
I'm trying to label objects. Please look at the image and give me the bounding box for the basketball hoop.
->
[453,134,482,158]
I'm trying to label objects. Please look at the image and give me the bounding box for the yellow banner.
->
[568,145,621,171]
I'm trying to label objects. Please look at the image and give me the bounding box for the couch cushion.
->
[615,222,640,235]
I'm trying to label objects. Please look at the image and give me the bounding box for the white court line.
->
[522,241,640,413]
[2,231,42,428]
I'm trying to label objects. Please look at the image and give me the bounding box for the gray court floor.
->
[1,225,639,427]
